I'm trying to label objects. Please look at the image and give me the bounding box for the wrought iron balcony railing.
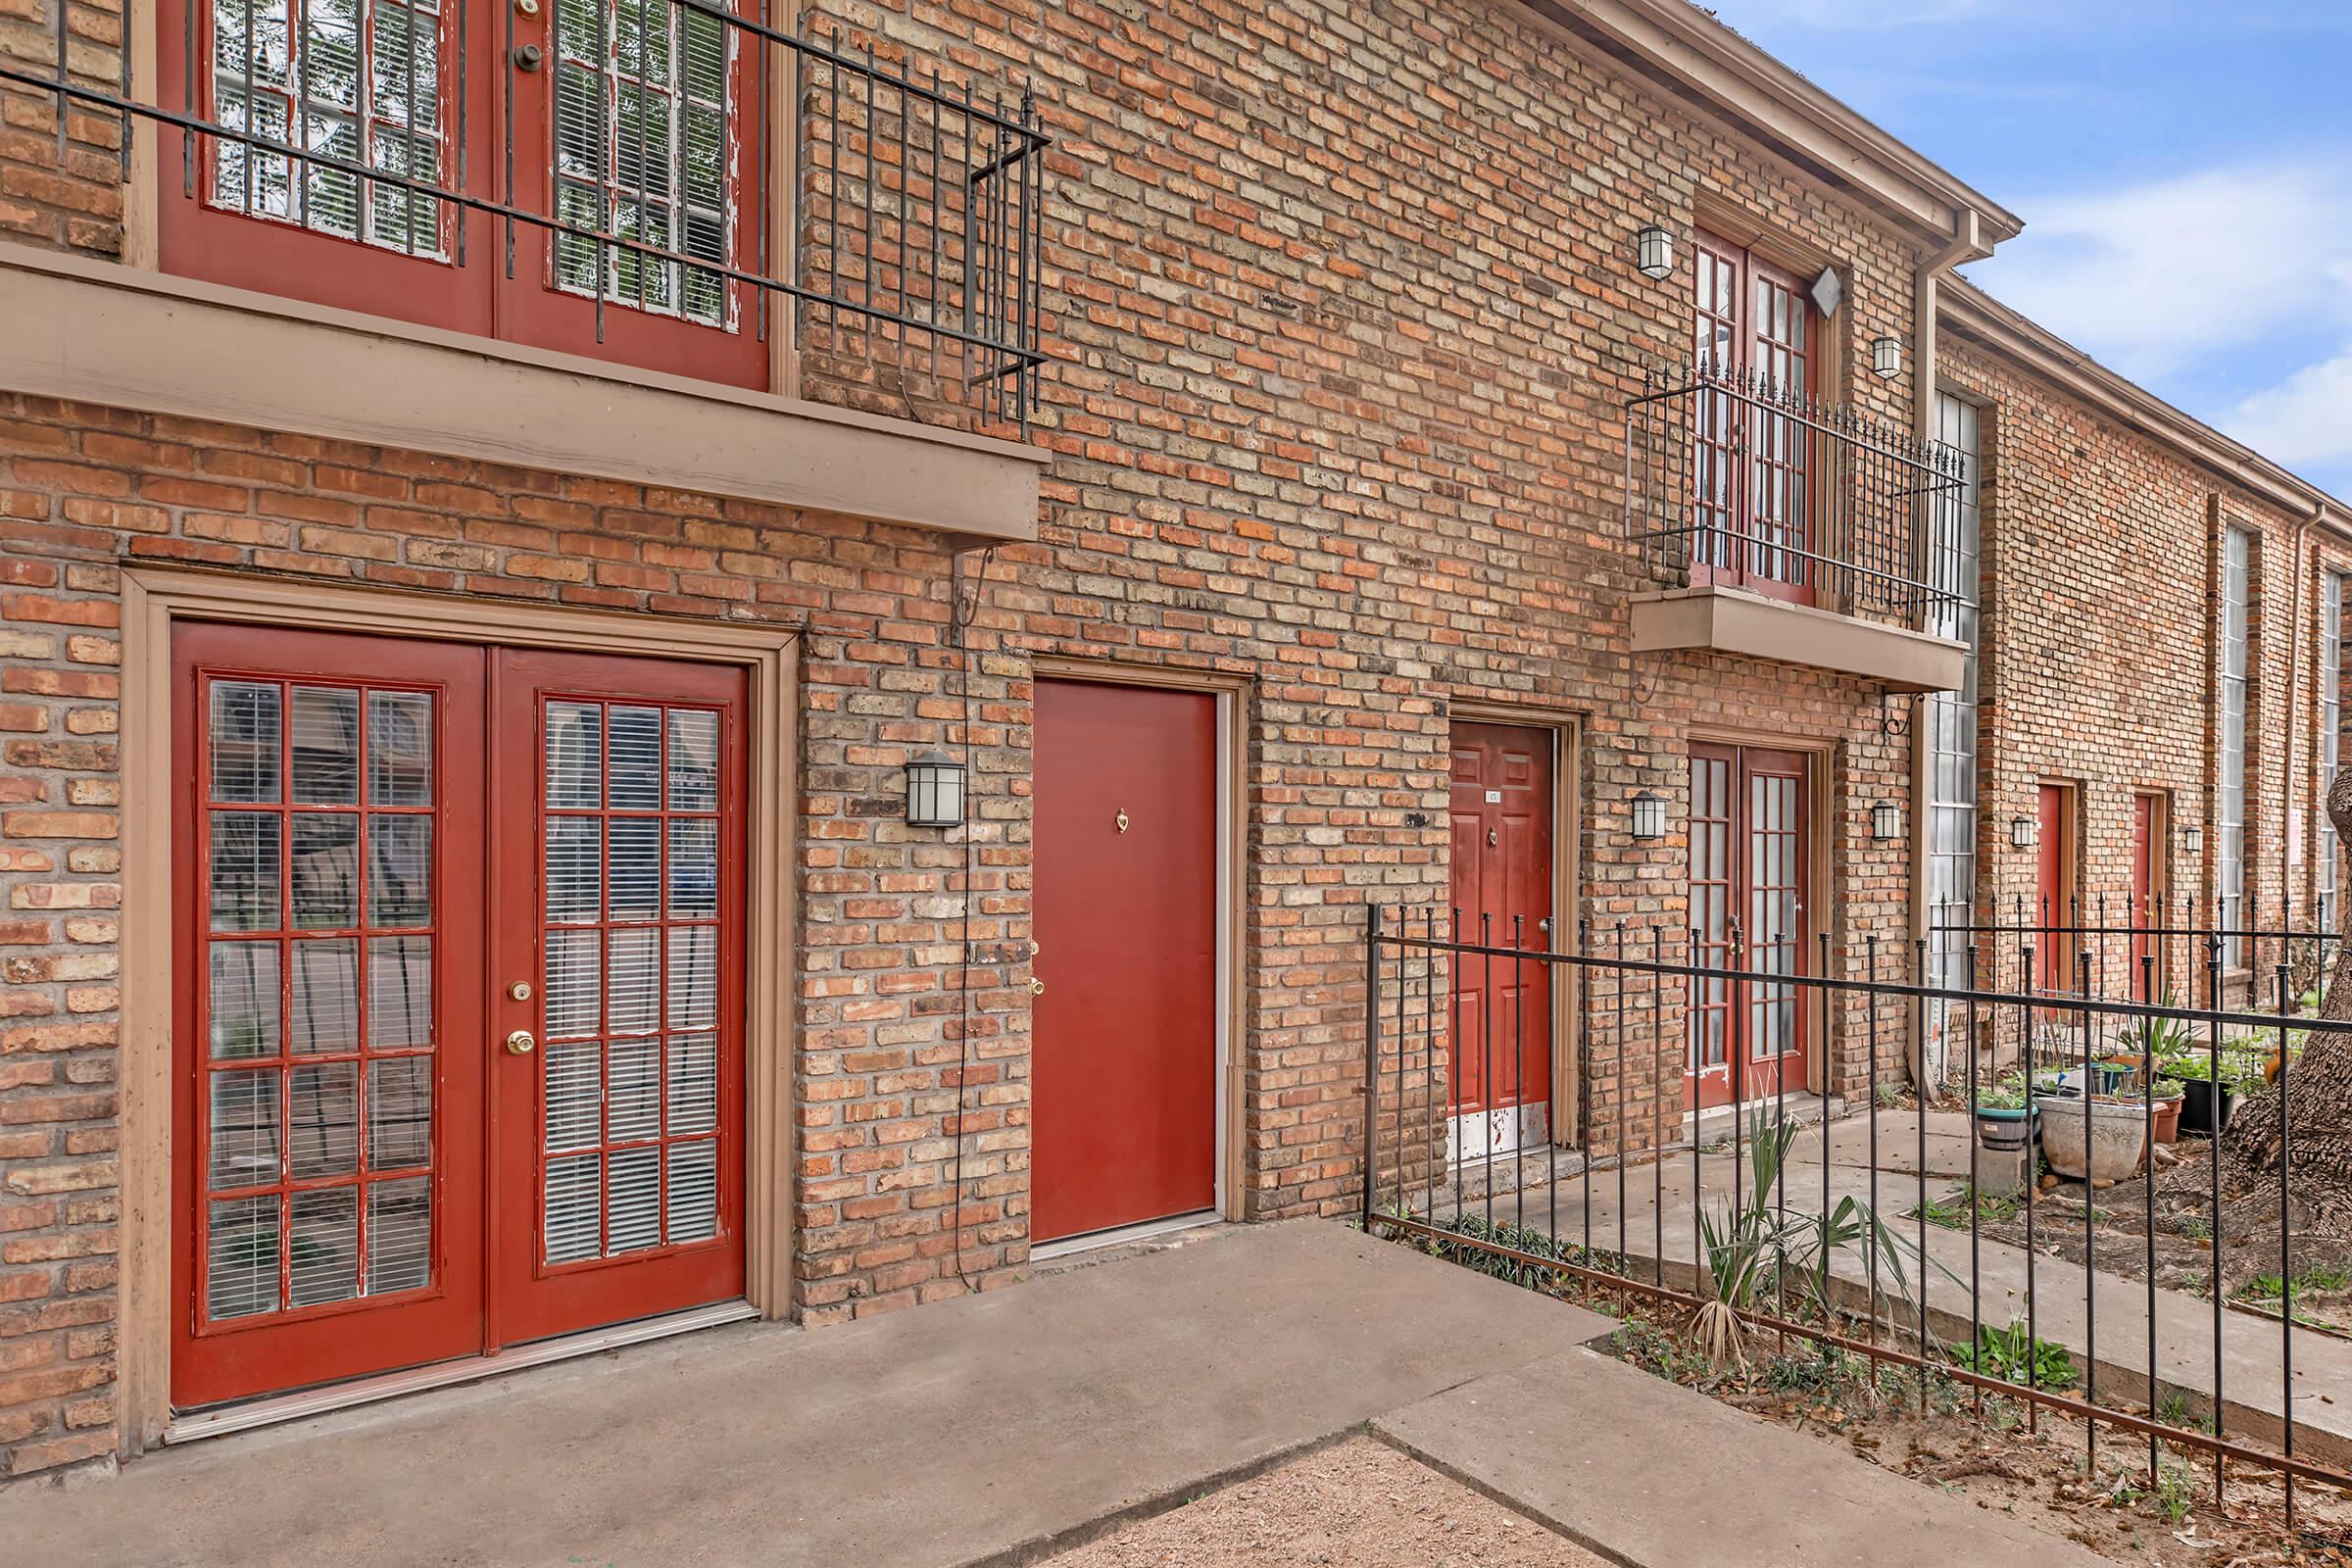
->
[4,6,1046,431]
[1625,365,1968,628]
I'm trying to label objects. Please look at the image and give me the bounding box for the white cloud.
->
[1970,161,2352,382]
[2226,348,2352,472]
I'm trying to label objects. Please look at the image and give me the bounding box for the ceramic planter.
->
[2034,1094,2148,1184]
[1975,1103,2034,1152]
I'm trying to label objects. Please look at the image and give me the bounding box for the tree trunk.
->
[2165,768,2352,1238]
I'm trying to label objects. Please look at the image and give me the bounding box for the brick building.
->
[1921,280,2350,1045]
[1,0,2324,1485]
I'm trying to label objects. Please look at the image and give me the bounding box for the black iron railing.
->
[3,6,1047,430]
[1362,901,2352,1524]
[1626,365,1968,627]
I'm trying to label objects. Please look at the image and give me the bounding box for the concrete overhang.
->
[1630,586,1967,693]
[0,244,1047,545]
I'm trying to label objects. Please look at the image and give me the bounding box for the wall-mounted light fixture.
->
[2181,823,2205,856]
[1636,223,1675,280]
[905,748,966,829]
[1871,335,1903,380]
[2010,814,2037,851]
[1870,800,1902,841]
[1631,790,1667,841]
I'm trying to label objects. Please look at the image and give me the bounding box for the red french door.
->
[1030,679,1219,1245]
[172,627,746,1410]
[1687,744,1811,1111]
[2035,783,2079,997]
[1446,722,1554,1154]
[154,0,766,386]
[1690,230,1817,605]
[488,650,748,1344]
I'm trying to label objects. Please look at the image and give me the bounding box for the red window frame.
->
[1690,229,1819,606]
[154,0,767,387]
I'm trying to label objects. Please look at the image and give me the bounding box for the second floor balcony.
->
[1624,365,1971,693]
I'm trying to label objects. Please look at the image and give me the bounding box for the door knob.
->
[505,1028,537,1055]
[1029,976,1045,997]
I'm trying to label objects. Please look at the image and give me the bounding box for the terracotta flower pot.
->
[2150,1094,2182,1146]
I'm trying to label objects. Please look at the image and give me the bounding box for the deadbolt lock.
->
[509,981,532,1002]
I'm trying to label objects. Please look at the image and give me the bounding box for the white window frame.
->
[1925,392,1981,1025]
[2324,570,2343,932]
[2219,528,2249,970]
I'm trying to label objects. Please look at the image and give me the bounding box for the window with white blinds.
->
[2219,528,2249,970]
[1925,392,1982,1019]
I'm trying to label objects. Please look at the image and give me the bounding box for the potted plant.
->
[2160,1052,2248,1138]
[1972,1075,2034,1152]
[2034,1091,2148,1185]
[2149,1076,2184,1145]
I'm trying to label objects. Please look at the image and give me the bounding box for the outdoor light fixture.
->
[2010,814,2037,851]
[1872,335,1903,379]
[1636,223,1675,280]
[904,748,966,829]
[1630,790,1668,841]
[1871,800,1902,841]
[2181,823,2205,855]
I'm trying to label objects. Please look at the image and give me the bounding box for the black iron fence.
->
[1361,902,2352,1520]
[1625,364,1968,627]
[3,5,1047,429]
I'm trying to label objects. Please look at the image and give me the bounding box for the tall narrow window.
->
[2219,528,2250,969]
[2325,572,2345,930]
[1924,392,1981,1066]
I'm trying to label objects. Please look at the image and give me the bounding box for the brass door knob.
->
[1029,977,1045,997]
[506,1028,537,1055]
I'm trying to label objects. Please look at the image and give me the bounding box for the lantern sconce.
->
[2180,822,2205,856]
[1636,223,1676,281]
[2009,814,2037,852]
[1630,790,1668,842]
[905,748,966,829]
[1871,335,1903,380]
[1870,800,1902,841]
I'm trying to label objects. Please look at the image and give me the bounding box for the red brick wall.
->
[0,393,1022,1474]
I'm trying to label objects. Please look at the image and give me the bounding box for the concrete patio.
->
[0,1220,2097,1567]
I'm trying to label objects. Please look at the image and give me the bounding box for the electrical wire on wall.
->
[947,545,1000,1288]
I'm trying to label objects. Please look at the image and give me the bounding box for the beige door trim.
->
[118,565,798,1457]
[1029,655,1250,1221]
[1446,699,1584,1146]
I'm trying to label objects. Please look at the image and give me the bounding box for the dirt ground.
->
[1049,1437,1608,1568]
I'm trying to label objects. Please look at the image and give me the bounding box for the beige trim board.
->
[117,566,798,1460]
[1631,587,1966,694]
[0,243,1045,543]
[1029,655,1250,1221]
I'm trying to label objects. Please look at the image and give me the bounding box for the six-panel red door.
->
[172,626,747,1410]
[1030,679,1219,1245]
[1687,744,1811,1110]
[1446,723,1554,1151]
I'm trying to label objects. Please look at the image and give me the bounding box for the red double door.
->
[172,624,747,1409]
[1686,744,1811,1109]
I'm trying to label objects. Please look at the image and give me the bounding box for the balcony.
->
[1623,366,1969,692]
[0,7,1050,538]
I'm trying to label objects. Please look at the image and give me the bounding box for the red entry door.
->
[2036,783,2077,994]
[1687,744,1810,1110]
[1031,680,1219,1245]
[1446,723,1554,1155]
[172,627,746,1410]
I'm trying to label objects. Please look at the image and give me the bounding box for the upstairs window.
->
[158,0,762,387]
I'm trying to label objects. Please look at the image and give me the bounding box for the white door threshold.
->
[163,1298,760,1446]
[1032,1208,1220,1263]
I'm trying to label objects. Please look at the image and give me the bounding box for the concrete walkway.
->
[1464,1108,2352,1467]
[1,1220,2095,1567]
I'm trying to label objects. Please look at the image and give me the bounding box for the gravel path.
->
[1049,1437,1606,1567]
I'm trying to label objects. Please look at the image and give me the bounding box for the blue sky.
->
[1707,0,2352,500]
